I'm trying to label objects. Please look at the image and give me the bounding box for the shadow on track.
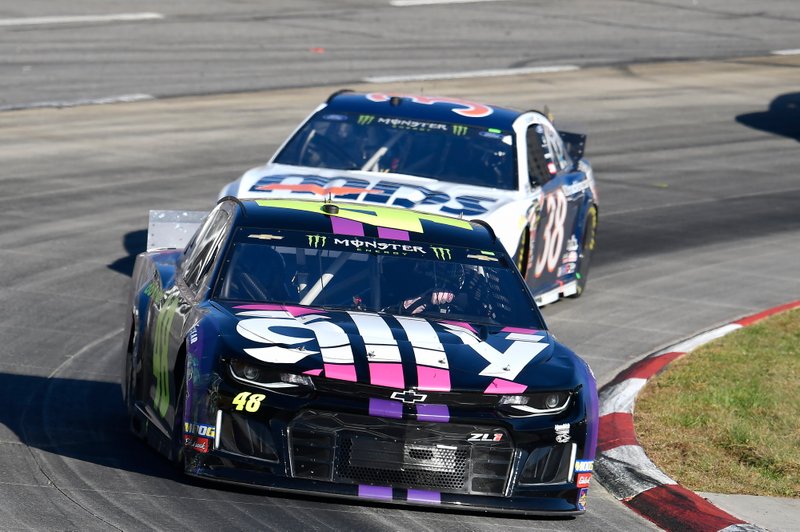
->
[0,371,181,480]
[0,371,571,523]
[107,229,147,277]
[736,92,800,142]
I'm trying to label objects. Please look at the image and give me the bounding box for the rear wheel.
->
[571,205,597,298]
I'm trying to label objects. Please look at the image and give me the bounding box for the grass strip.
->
[635,308,800,497]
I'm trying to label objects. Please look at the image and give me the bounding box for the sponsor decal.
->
[565,235,579,252]
[479,130,503,140]
[237,312,550,387]
[153,294,180,418]
[248,233,284,240]
[307,234,327,248]
[430,246,452,260]
[557,263,576,277]
[467,432,504,443]
[184,422,216,438]
[334,237,426,255]
[452,125,468,136]
[252,175,496,216]
[357,114,375,125]
[184,435,210,453]
[365,93,494,118]
[577,488,588,511]
[576,472,592,488]
[390,389,427,404]
[188,326,198,345]
[143,281,163,301]
[322,113,348,122]
[562,251,578,264]
[376,116,448,132]
[562,179,591,197]
[575,460,594,472]
[467,253,499,262]
[555,423,571,443]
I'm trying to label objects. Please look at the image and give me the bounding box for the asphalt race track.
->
[1,1,800,530]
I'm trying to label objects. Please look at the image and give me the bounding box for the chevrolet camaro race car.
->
[122,197,598,515]
[220,91,599,306]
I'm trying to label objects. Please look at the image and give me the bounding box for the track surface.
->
[2,0,800,108]
[1,56,799,531]
[2,1,800,530]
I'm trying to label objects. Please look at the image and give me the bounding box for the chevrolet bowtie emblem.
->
[390,389,428,404]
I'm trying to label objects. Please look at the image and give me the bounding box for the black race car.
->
[122,197,598,514]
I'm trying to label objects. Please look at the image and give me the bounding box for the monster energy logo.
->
[431,246,452,260]
[307,234,327,248]
[452,125,468,136]
[358,115,375,125]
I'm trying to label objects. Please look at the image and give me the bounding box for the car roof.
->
[324,91,523,130]
[228,197,499,250]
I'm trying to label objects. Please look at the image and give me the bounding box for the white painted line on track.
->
[0,94,155,112]
[771,49,800,56]
[391,0,506,6]
[364,65,579,84]
[0,12,163,27]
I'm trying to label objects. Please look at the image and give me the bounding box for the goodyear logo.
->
[357,115,375,125]
[430,246,452,260]
[452,125,468,136]
[307,234,327,248]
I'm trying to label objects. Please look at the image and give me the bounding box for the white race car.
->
[220,91,598,306]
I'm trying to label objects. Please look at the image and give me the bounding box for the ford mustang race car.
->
[220,91,599,306]
[122,197,598,514]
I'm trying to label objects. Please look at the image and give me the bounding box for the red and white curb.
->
[595,300,800,532]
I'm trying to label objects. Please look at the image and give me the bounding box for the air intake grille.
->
[289,411,513,496]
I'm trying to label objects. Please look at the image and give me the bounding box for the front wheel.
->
[571,205,597,298]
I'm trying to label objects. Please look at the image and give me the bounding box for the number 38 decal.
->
[534,190,568,278]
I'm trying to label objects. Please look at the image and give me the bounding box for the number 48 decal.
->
[232,391,265,412]
[534,190,568,278]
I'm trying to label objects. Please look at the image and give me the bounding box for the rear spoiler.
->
[146,210,207,251]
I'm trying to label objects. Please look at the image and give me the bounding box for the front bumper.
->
[183,402,591,515]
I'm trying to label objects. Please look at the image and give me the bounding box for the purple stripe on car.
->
[359,485,393,500]
[369,398,403,419]
[407,489,441,504]
[377,227,410,241]
[331,217,364,236]
[416,403,449,423]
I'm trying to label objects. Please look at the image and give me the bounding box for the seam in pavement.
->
[594,300,800,531]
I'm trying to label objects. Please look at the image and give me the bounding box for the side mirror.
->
[559,131,587,162]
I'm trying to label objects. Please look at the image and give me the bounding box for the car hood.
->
[222,163,523,218]
[216,302,581,394]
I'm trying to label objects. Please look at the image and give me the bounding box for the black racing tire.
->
[571,204,598,298]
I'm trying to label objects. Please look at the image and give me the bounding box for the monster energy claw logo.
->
[452,125,468,136]
[307,234,327,248]
[431,246,452,260]
[358,115,375,125]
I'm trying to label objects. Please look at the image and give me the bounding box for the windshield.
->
[273,111,517,190]
[214,229,542,329]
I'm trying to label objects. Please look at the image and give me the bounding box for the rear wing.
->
[147,210,207,251]
[559,131,587,162]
